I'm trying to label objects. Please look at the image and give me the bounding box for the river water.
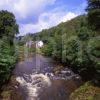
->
[13,54,81,100]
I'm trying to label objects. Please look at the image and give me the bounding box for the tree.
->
[0,10,19,44]
[86,0,100,31]
[0,10,19,86]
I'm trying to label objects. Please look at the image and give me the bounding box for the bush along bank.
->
[0,10,19,88]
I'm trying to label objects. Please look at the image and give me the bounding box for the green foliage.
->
[87,0,100,31]
[0,10,19,36]
[70,82,100,100]
[87,38,100,82]
[0,10,19,86]
[77,27,91,41]
[65,36,81,64]
[41,43,53,56]
[0,10,19,45]
[0,40,16,85]
[52,33,62,59]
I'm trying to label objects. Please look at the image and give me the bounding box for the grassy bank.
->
[70,82,100,100]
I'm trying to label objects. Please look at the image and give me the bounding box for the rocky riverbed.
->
[0,54,82,100]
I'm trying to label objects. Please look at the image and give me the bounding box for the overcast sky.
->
[0,0,87,36]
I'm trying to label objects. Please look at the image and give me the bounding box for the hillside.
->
[30,15,96,42]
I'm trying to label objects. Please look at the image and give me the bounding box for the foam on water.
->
[16,73,51,100]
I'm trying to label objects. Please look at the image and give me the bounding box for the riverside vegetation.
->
[0,0,100,100]
[0,10,19,87]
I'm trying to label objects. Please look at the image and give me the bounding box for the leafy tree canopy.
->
[86,0,100,31]
[0,10,19,43]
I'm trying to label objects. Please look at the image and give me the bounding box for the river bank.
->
[70,81,100,100]
[0,54,82,100]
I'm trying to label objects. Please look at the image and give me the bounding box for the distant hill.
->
[30,14,95,42]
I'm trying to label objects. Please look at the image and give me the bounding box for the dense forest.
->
[0,10,19,86]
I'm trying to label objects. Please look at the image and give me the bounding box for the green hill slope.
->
[31,15,96,42]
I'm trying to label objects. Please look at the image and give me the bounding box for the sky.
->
[0,0,87,36]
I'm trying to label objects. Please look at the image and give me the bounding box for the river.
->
[13,54,81,100]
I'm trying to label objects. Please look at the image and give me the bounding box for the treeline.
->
[0,10,19,86]
[33,15,99,82]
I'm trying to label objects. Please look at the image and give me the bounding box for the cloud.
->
[19,11,77,35]
[0,0,56,19]
[0,0,85,36]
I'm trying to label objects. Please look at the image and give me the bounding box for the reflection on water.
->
[14,54,81,100]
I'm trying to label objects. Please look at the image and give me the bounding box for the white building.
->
[36,41,44,48]
[25,41,44,49]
